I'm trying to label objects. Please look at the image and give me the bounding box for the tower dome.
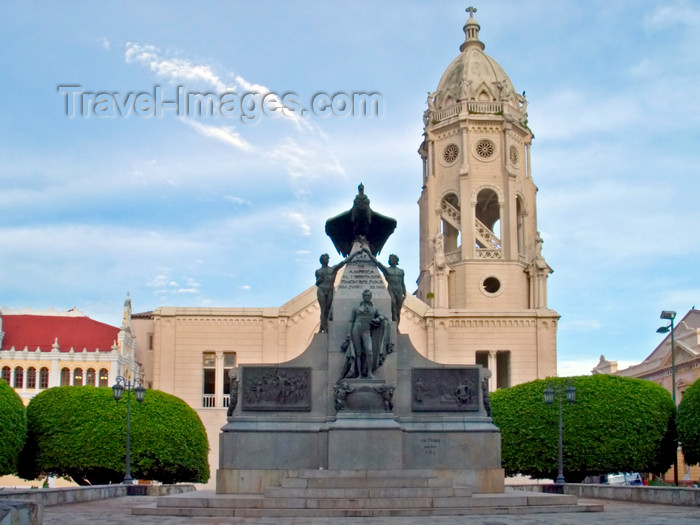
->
[428,8,526,119]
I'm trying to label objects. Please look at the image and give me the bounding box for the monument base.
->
[216,467,505,495]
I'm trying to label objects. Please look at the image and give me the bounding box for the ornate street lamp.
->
[656,309,678,486]
[544,384,576,485]
[112,376,146,485]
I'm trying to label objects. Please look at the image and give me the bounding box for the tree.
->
[490,375,676,482]
[0,379,27,476]
[677,378,700,465]
[18,386,209,485]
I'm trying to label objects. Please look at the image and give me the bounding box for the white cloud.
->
[285,211,311,236]
[270,137,346,182]
[644,2,700,28]
[181,120,254,152]
[224,195,252,205]
[125,42,228,92]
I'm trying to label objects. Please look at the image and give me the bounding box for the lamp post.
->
[112,376,146,485]
[544,384,576,485]
[656,309,678,486]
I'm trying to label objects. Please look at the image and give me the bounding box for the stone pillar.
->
[215,351,224,407]
[488,351,498,391]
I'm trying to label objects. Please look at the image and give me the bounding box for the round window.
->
[509,146,519,166]
[443,143,459,164]
[482,277,501,294]
[475,139,496,159]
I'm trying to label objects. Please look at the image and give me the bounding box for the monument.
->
[217,185,503,493]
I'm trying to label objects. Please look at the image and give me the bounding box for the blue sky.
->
[1,1,699,376]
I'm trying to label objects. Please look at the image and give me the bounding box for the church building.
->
[130,10,559,487]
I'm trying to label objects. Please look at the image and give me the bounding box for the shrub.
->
[0,379,27,475]
[19,386,209,485]
[491,375,676,482]
[677,378,700,465]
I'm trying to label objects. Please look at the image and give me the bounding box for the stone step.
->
[156,493,573,511]
[265,486,474,499]
[133,503,604,518]
[300,477,454,489]
[295,468,439,479]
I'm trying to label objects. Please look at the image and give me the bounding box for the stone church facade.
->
[132,11,558,487]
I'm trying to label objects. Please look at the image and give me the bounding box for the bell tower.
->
[409,8,559,387]
[417,8,552,313]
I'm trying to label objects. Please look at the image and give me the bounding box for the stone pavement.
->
[42,495,700,524]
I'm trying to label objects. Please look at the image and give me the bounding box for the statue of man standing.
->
[364,249,406,325]
[315,252,357,333]
[349,289,383,379]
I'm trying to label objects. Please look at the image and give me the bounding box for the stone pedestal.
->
[329,414,402,470]
[218,240,503,494]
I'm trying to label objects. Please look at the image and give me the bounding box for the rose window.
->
[509,146,518,165]
[475,139,495,159]
[443,143,459,164]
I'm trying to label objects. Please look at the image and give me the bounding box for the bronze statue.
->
[226,369,239,417]
[364,249,406,324]
[333,381,355,411]
[339,290,392,380]
[315,252,358,333]
[325,183,397,257]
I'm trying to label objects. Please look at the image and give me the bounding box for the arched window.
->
[440,193,461,253]
[14,367,24,388]
[60,367,71,386]
[26,367,37,389]
[40,367,50,389]
[516,196,525,256]
[1,366,11,383]
[99,368,109,387]
[73,368,83,387]
[475,188,502,258]
[86,368,96,386]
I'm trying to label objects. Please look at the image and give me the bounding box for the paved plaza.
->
[42,494,700,525]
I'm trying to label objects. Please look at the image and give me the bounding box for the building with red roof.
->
[0,296,139,404]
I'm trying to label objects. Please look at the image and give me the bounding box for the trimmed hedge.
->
[491,375,676,482]
[19,386,209,485]
[678,378,700,465]
[0,379,27,475]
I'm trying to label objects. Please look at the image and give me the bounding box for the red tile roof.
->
[1,315,119,352]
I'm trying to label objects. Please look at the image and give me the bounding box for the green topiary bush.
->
[677,378,700,465]
[18,386,209,485]
[491,375,676,482]
[0,379,27,475]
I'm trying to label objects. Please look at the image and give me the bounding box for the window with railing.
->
[223,352,236,397]
[202,352,216,407]
[201,351,237,408]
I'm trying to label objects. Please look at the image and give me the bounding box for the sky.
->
[1,1,699,377]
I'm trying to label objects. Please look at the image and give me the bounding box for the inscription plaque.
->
[411,368,480,412]
[241,367,311,411]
